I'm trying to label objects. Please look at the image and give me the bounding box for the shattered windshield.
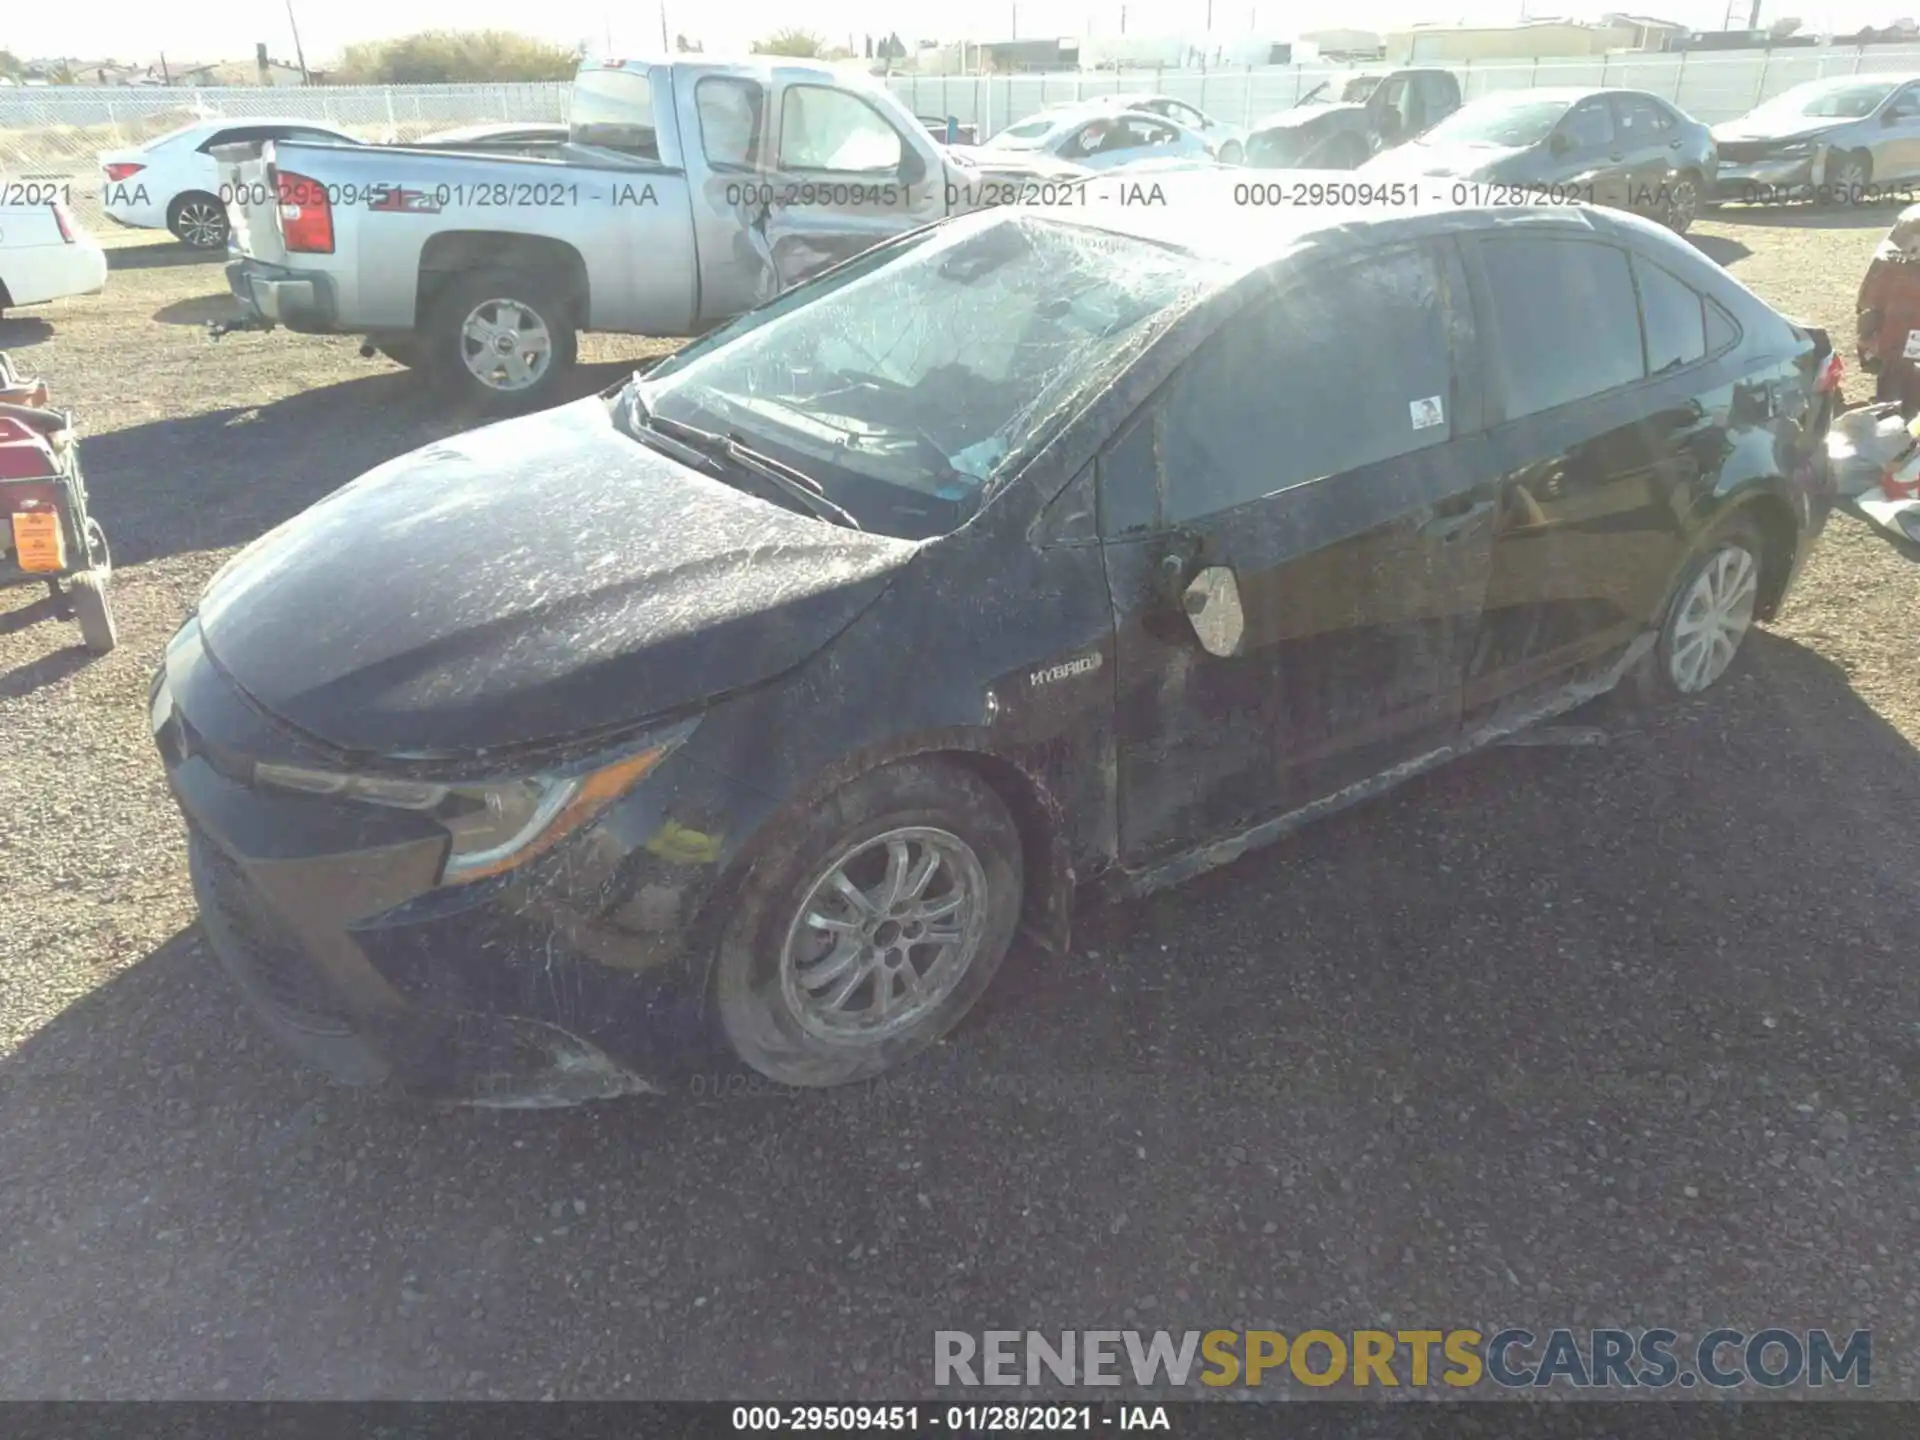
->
[634,212,1222,536]
[1752,79,1898,120]
[1420,95,1568,147]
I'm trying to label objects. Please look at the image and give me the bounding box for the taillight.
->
[1817,352,1846,393]
[275,168,334,254]
[50,200,74,243]
[102,162,145,183]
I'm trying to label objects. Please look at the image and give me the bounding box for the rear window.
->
[1634,255,1707,374]
[570,66,659,159]
[1476,235,1643,419]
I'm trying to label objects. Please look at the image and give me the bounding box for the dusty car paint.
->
[1713,74,1920,198]
[153,202,1833,1103]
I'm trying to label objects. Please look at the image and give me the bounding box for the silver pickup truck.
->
[217,57,1086,409]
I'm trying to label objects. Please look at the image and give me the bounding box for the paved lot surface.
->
[1,209,1917,1400]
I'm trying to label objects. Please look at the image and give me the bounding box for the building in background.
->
[1385,17,1676,62]
[1301,28,1387,61]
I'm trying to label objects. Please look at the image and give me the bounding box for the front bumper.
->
[225,257,337,333]
[152,623,758,1103]
[1712,152,1821,201]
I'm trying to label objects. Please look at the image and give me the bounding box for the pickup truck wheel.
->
[425,271,576,411]
[168,193,229,249]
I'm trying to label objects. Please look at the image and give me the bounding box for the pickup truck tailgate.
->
[212,141,288,265]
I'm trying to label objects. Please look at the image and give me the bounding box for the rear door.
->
[1873,82,1920,182]
[1459,232,1710,723]
[1104,240,1499,862]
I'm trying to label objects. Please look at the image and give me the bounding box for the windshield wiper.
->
[645,412,864,531]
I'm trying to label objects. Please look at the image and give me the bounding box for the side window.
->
[1558,99,1615,150]
[779,86,904,172]
[1613,95,1675,142]
[1125,118,1179,148]
[1704,296,1740,353]
[198,127,251,152]
[696,76,763,169]
[1888,85,1920,119]
[1634,255,1706,374]
[1154,248,1457,525]
[1170,101,1207,129]
[1419,73,1459,120]
[1476,236,1643,419]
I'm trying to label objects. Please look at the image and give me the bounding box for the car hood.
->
[1254,101,1367,134]
[1712,118,1847,144]
[1364,140,1528,177]
[195,397,916,757]
[945,146,1090,180]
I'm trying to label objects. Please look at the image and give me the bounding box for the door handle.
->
[1419,499,1494,541]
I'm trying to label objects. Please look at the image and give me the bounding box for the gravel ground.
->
[1,208,1916,1401]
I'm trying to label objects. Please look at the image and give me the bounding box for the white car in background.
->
[1112,93,1249,164]
[97,117,361,248]
[965,101,1220,171]
[0,196,107,315]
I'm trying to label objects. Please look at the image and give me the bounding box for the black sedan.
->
[1361,86,1718,233]
[151,201,1836,1101]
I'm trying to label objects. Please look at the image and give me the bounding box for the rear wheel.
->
[68,570,117,654]
[1634,514,1765,703]
[423,269,577,413]
[168,192,229,249]
[713,758,1024,1089]
[1664,169,1702,234]
[1217,140,1244,166]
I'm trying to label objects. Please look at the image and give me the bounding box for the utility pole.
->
[1748,0,1762,29]
[661,4,671,52]
[1012,3,1018,40]
[285,0,310,83]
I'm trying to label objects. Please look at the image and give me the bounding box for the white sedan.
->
[1113,94,1248,165]
[969,104,1219,171]
[0,196,107,315]
[97,116,360,248]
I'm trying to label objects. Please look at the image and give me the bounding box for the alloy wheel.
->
[1666,176,1698,231]
[1667,543,1758,694]
[779,826,988,1044]
[176,200,227,247]
[458,297,554,393]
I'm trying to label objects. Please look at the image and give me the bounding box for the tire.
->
[68,569,117,654]
[1664,169,1702,235]
[1826,151,1872,207]
[713,757,1025,1089]
[423,269,577,412]
[1217,140,1244,166]
[167,192,229,249]
[1631,513,1765,705]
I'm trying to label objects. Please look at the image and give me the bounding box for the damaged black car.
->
[151,202,1836,1103]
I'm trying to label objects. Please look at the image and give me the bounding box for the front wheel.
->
[423,269,577,412]
[1636,514,1765,702]
[1826,151,1872,206]
[713,757,1025,1089]
[1217,140,1244,166]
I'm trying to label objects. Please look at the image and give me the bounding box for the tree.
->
[333,29,580,84]
[0,50,21,79]
[751,28,828,57]
[674,32,703,52]
[881,33,907,60]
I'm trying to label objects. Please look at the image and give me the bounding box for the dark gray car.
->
[1360,86,1716,233]
[1712,74,1920,202]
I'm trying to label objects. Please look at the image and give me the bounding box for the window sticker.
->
[1410,395,1445,429]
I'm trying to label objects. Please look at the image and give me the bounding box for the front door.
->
[1548,95,1628,210]
[1873,83,1920,183]
[757,80,944,293]
[1104,241,1499,863]
[1610,92,1680,220]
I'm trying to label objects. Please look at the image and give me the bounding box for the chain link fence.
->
[9,45,1920,228]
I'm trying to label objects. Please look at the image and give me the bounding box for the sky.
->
[18,0,1909,67]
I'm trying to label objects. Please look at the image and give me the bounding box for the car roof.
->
[1030,194,1629,276]
[1460,86,1609,105]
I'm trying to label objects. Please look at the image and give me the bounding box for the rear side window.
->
[1476,235,1643,419]
[696,77,762,169]
[1155,246,1457,525]
[1704,297,1740,352]
[1559,99,1615,149]
[1634,256,1706,374]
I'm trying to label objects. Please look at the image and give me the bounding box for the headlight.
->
[253,722,695,885]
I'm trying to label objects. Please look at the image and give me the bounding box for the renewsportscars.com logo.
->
[934,1328,1871,1390]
